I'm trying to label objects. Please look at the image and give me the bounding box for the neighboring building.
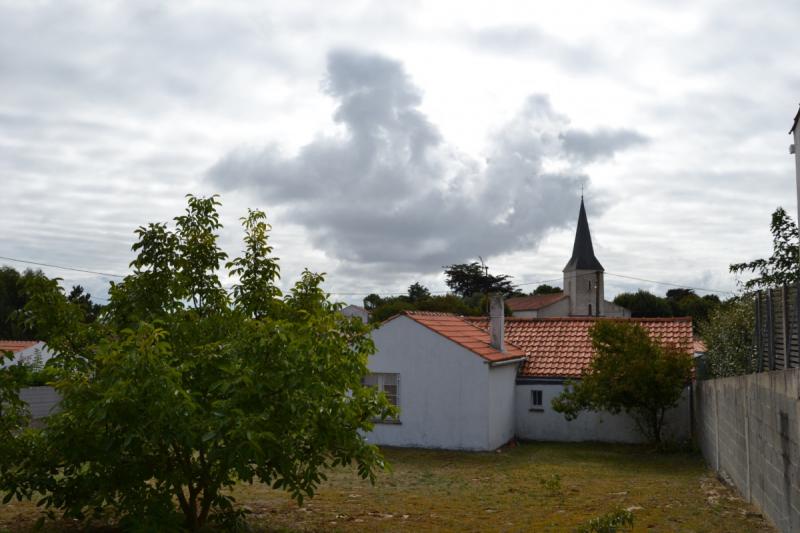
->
[0,340,60,423]
[507,197,630,318]
[0,340,56,368]
[367,307,525,450]
[367,305,693,450]
[467,315,692,443]
[341,304,370,324]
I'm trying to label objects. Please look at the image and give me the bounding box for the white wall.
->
[515,382,691,443]
[488,363,519,449]
[2,342,56,368]
[368,316,517,450]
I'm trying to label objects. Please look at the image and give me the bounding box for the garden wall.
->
[19,386,60,420]
[695,369,800,532]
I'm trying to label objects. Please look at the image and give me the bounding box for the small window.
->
[531,390,543,407]
[363,373,399,408]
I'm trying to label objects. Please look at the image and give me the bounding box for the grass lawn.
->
[0,442,774,532]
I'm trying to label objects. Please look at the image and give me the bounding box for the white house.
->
[365,199,692,450]
[0,340,60,422]
[367,298,526,451]
[0,340,56,368]
[341,304,370,324]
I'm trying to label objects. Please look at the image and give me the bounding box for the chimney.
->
[489,293,505,352]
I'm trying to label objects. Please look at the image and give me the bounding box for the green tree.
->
[700,296,755,378]
[0,349,30,487]
[730,207,799,290]
[3,195,394,531]
[443,262,516,297]
[552,321,692,444]
[406,282,431,303]
[665,289,721,332]
[613,290,672,317]
[532,284,562,295]
[362,293,383,311]
[0,267,48,339]
[66,285,103,323]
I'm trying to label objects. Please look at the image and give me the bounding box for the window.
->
[531,390,543,409]
[363,373,399,411]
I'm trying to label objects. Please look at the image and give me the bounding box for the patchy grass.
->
[0,442,774,532]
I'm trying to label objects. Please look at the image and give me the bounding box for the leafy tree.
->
[532,284,562,295]
[665,289,721,331]
[552,321,692,444]
[0,350,30,486]
[66,285,103,323]
[443,262,516,297]
[700,296,756,378]
[362,293,383,311]
[406,282,431,303]
[368,294,481,324]
[3,195,394,531]
[730,207,799,290]
[0,267,47,339]
[613,290,673,317]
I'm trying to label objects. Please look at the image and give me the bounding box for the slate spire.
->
[563,197,604,272]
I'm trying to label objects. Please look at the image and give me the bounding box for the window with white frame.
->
[531,389,543,408]
[362,373,399,410]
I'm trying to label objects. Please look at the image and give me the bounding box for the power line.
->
[0,254,735,298]
[0,255,125,279]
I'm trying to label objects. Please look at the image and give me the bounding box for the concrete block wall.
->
[695,369,800,532]
[19,386,60,420]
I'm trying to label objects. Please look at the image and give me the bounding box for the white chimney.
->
[489,293,505,352]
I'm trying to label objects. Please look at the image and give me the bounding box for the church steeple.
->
[563,196,604,273]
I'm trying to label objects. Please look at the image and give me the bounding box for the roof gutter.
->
[487,356,526,368]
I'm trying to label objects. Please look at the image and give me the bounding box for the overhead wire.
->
[0,254,736,300]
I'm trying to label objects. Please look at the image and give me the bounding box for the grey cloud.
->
[208,50,646,274]
[560,128,648,163]
[469,25,605,71]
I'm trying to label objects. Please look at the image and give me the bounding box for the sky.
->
[1,0,798,305]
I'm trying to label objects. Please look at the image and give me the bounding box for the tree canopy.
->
[443,262,516,297]
[552,321,693,444]
[2,195,394,531]
[700,296,756,378]
[730,207,799,290]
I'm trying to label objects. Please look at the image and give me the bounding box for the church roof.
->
[507,292,568,312]
[563,197,604,272]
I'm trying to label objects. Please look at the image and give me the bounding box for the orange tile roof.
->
[397,311,526,363]
[507,293,568,312]
[466,317,693,378]
[0,340,39,353]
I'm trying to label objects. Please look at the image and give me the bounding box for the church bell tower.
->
[563,197,604,316]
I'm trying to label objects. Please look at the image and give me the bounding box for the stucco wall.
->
[368,316,518,450]
[369,317,487,450]
[515,381,691,443]
[695,370,800,533]
[488,363,519,449]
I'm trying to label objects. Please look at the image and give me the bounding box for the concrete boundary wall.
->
[695,369,800,532]
[19,386,60,420]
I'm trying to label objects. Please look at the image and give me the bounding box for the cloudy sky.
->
[1,0,798,305]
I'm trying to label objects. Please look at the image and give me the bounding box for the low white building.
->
[364,198,690,450]
[367,311,693,450]
[0,340,56,368]
[367,303,525,451]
